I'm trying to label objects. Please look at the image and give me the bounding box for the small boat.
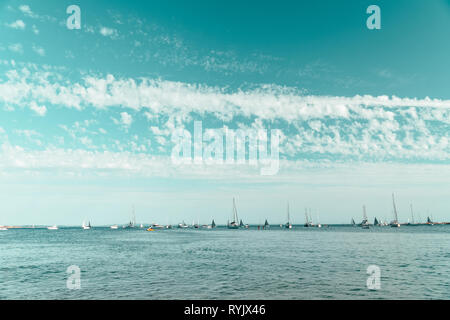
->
[165,224,173,229]
[211,219,216,229]
[263,219,269,229]
[374,217,380,226]
[227,198,240,229]
[360,205,370,229]
[284,202,292,229]
[123,206,137,229]
[47,225,58,230]
[390,193,401,228]
[110,225,119,229]
[304,209,312,227]
[82,221,91,230]
[151,223,165,229]
[140,223,144,228]
[426,216,434,226]
[351,218,356,226]
[146,227,155,231]
[0,227,8,231]
[178,221,189,229]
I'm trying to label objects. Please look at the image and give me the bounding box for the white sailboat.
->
[361,205,369,229]
[47,225,58,230]
[82,221,91,230]
[0,226,8,231]
[390,193,401,228]
[110,225,119,229]
[304,208,312,227]
[284,202,292,229]
[227,197,240,229]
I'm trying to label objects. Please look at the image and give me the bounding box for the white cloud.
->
[32,45,45,56]
[99,27,118,38]
[32,25,39,35]
[6,20,26,30]
[29,102,47,116]
[120,112,133,127]
[19,5,33,16]
[8,43,23,54]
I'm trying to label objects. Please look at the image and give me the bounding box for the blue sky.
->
[0,0,449,225]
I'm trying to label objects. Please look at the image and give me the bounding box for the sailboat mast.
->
[392,193,399,222]
[233,197,238,223]
[410,204,414,224]
[363,205,367,220]
[287,202,290,223]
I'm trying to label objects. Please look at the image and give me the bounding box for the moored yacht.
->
[227,198,240,229]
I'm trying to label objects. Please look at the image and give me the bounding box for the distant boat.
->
[360,205,370,229]
[82,221,91,230]
[110,225,119,229]
[351,218,356,226]
[151,223,165,229]
[304,208,312,227]
[426,216,434,226]
[165,224,173,229]
[178,221,189,229]
[47,225,58,230]
[284,202,292,229]
[123,206,137,229]
[227,198,240,229]
[374,217,380,226]
[390,193,401,228]
[263,219,269,229]
[140,223,144,228]
[211,219,216,228]
[409,204,415,225]
[146,227,155,231]
[0,227,8,231]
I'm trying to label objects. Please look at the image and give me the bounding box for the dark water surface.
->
[0,225,449,299]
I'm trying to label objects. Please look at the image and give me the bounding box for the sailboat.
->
[263,219,269,229]
[227,198,240,229]
[426,216,434,226]
[47,225,58,230]
[390,193,401,228]
[304,209,312,227]
[409,204,415,225]
[178,221,189,229]
[284,202,292,229]
[374,217,380,226]
[211,219,216,228]
[110,225,119,229]
[361,205,369,229]
[123,206,136,229]
[82,221,91,230]
[351,218,356,226]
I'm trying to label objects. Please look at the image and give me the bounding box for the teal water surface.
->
[0,225,449,299]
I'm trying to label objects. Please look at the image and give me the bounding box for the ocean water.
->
[0,225,449,300]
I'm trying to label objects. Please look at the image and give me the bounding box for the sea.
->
[0,225,449,299]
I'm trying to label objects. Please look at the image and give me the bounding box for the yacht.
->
[47,225,58,230]
[390,193,401,228]
[227,198,240,229]
[284,202,292,229]
[82,221,91,230]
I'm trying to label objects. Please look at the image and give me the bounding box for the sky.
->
[0,0,449,225]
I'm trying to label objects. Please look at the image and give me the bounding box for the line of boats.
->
[351,193,448,229]
[1,194,448,231]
